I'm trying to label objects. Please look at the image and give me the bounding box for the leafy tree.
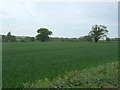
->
[89,25,108,42]
[6,32,12,42]
[2,32,16,42]
[2,35,7,42]
[36,28,52,42]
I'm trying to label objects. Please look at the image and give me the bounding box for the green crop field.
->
[2,42,118,88]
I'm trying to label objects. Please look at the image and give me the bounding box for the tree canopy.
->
[2,32,16,42]
[89,25,108,42]
[36,28,52,42]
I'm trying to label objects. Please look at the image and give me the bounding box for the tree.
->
[36,28,52,42]
[89,25,108,42]
[6,32,12,42]
[2,32,16,42]
[2,35,7,42]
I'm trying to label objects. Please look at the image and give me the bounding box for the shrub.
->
[106,37,111,42]
[24,61,118,88]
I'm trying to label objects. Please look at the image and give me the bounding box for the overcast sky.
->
[0,0,118,38]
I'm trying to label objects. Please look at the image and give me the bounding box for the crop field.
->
[2,42,118,88]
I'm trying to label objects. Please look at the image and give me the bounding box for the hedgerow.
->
[24,61,118,88]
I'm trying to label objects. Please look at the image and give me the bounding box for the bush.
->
[106,37,111,42]
[24,61,118,88]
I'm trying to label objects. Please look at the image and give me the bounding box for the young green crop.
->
[2,42,118,88]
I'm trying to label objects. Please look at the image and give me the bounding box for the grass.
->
[2,42,118,88]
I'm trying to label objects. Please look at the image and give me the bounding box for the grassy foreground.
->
[2,42,118,88]
[24,61,118,88]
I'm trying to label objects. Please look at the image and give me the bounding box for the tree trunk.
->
[94,38,98,42]
[41,40,45,42]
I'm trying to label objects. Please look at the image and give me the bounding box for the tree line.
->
[1,24,119,43]
[2,32,16,42]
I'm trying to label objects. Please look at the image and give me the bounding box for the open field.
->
[2,42,118,88]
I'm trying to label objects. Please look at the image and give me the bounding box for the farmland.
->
[2,42,118,88]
